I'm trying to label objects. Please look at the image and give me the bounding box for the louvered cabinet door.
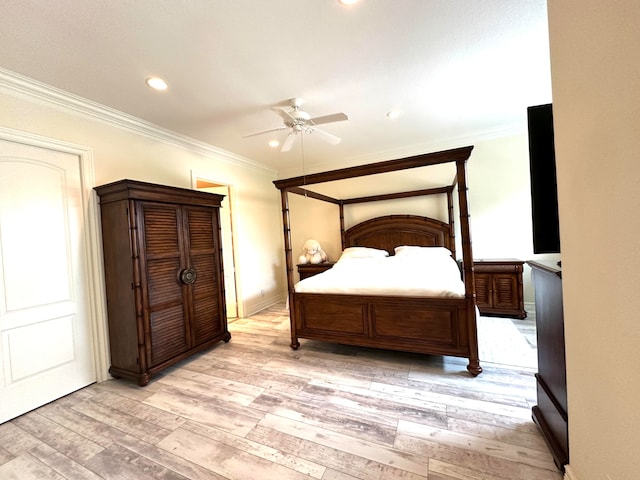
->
[492,274,519,311]
[473,273,492,310]
[183,205,226,346]
[138,202,190,368]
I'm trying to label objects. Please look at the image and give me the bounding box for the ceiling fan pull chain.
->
[301,133,307,196]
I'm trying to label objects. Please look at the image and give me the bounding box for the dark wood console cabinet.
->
[297,262,335,280]
[528,260,568,471]
[95,179,230,386]
[473,259,526,319]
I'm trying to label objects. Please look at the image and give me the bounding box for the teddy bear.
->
[298,239,329,265]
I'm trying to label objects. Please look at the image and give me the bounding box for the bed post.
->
[455,159,482,376]
[279,189,300,350]
[339,202,346,250]
[446,188,456,259]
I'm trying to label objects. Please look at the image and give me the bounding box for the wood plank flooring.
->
[0,305,561,479]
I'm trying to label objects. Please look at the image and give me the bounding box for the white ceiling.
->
[0,0,552,176]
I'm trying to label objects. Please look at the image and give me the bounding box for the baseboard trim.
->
[564,464,577,480]
[243,293,287,317]
[524,301,536,318]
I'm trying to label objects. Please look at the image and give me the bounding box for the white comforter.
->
[295,254,465,298]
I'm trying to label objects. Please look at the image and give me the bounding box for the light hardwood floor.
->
[0,305,561,479]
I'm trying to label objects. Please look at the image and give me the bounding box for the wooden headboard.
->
[343,214,455,257]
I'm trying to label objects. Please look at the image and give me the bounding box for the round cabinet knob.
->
[180,268,197,285]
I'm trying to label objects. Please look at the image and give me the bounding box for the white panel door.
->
[0,139,95,423]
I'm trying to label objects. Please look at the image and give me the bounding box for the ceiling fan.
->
[243,98,348,152]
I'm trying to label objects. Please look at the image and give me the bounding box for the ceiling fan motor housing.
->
[291,109,310,123]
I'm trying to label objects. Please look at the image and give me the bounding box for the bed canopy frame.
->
[273,146,481,375]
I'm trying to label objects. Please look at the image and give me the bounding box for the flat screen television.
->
[527,103,561,254]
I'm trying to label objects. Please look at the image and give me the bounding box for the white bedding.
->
[294,251,465,298]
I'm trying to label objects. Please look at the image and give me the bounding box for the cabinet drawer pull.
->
[180,268,197,285]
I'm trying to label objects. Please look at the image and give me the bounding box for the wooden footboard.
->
[291,292,482,375]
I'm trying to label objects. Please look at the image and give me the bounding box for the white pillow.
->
[393,245,453,258]
[338,246,389,261]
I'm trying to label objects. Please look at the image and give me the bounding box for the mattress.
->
[294,249,465,298]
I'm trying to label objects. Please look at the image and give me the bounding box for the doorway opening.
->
[192,175,240,319]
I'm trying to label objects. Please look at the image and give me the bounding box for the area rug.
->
[476,316,537,368]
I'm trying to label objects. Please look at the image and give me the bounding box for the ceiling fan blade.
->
[271,107,295,122]
[309,112,348,126]
[311,127,341,145]
[242,126,287,138]
[281,133,297,152]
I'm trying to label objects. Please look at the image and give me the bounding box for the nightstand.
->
[473,259,526,319]
[297,262,335,280]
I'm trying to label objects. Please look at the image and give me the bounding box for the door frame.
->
[0,126,110,382]
[191,172,243,319]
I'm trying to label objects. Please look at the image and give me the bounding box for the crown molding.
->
[0,67,277,176]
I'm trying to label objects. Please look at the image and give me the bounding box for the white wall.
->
[468,135,533,258]
[0,76,286,318]
[469,135,560,306]
[547,2,640,479]
[288,194,341,282]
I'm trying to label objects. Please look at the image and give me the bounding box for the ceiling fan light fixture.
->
[145,76,168,91]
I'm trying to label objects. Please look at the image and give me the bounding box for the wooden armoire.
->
[95,179,230,386]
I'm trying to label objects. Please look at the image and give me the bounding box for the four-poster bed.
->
[273,146,482,375]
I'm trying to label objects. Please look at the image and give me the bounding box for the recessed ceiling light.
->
[338,0,358,5]
[268,139,280,148]
[386,110,401,120]
[145,77,168,91]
